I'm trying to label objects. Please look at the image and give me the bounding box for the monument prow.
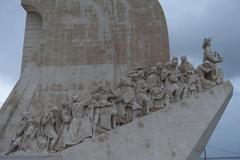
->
[0,0,233,159]
[0,81,233,160]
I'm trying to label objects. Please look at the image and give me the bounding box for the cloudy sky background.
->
[0,0,239,157]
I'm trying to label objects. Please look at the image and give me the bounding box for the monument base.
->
[0,81,233,160]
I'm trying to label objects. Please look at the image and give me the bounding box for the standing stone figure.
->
[115,78,141,125]
[5,112,31,155]
[202,38,224,85]
[161,61,180,103]
[38,106,61,152]
[85,93,117,137]
[135,80,153,115]
[187,71,201,96]
[21,118,39,153]
[196,60,217,89]
[202,38,223,64]
[64,95,92,146]
[147,66,165,109]
[178,56,195,74]
[55,102,72,151]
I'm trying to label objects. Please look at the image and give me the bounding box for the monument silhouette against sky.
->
[0,0,232,160]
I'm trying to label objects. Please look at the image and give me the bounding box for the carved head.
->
[150,66,158,74]
[72,94,80,103]
[202,38,211,49]
[180,56,187,62]
[171,56,178,69]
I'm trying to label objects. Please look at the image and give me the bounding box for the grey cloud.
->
[161,0,240,79]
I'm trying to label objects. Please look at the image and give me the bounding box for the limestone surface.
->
[0,81,233,160]
[0,0,169,153]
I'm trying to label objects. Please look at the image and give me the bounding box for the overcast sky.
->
[0,0,239,157]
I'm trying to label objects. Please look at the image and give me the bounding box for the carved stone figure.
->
[151,85,167,110]
[156,63,164,78]
[86,93,117,137]
[187,71,201,96]
[115,78,141,124]
[196,61,217,89]
[202,38,223,64]
[5,37,226,154]
[161,61,180,103]
[55,102,72,151]
[146,66,161,87]
[92,81,115,101]
[38,106,61,152]
[5,112,30,155]
[64,95,91,146]
[179,56,195,74]
[177,77,189,100]
[202,38,224,85]
[21,119,39,153]
[146,66,164,110]
[135,80,153,115]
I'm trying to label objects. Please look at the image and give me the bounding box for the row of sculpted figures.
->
[5,38,224,154]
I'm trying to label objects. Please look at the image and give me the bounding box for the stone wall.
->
[0,0,170,153]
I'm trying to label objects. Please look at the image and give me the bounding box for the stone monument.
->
[0,0,233,160]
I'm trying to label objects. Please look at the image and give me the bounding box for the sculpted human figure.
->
[146,66,161,88]
[161,62,173,105]
[178,56,201,97]
[161,59,181,103]
[6,38,227,154]
[178,56,195,74]
[127,66,147,91]
[156,63,164,78]
[202,38,223,64]
[202,38,224,84]
[21,118,39,153]
[187,70,201,96]
[151,85,167,110]
[85,93,117,137]
[177,73,189,100]
[115,78,141,125]
[146,66,165,110]
[64,95,92,146]
[38,106,61,152]
[135,80,153,115]
[55,102,72,151]
[5,112,31,155]
[196,60,217,89]
[92,81,115,100]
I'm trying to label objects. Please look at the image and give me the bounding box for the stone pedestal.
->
[0,81,233,160]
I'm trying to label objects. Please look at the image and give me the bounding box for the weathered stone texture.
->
[0,81,233,160]
[60,81,233,160]
[0,0,169,153]
[21,0,169,67]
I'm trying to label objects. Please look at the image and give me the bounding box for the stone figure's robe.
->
[64,101,92,146]
[55,107,72,150]
[21,121,39,152]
